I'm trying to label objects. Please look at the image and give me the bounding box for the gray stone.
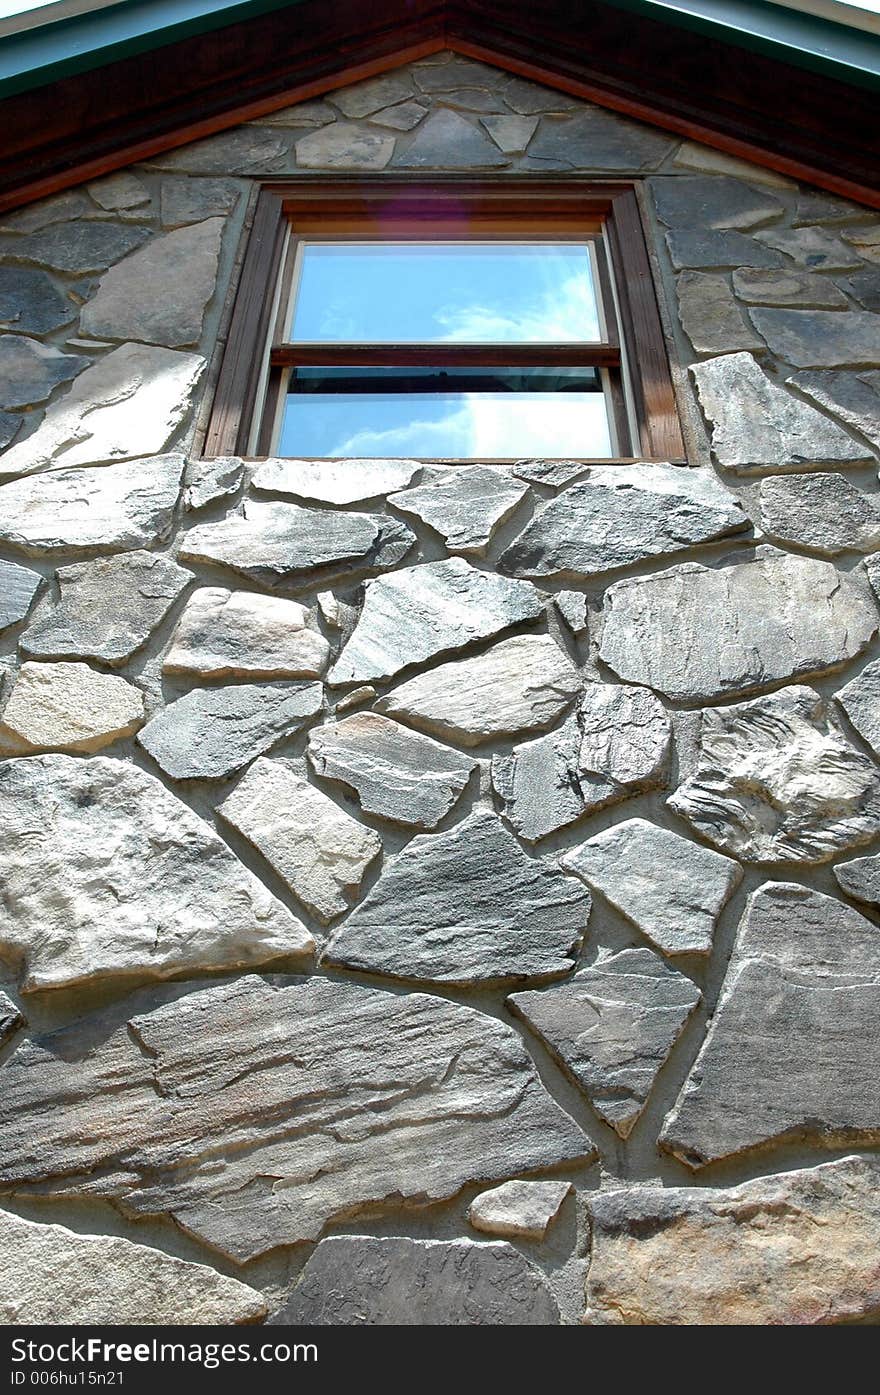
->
[675,272,763,353]
[0,975,591,1260]
[252,456,419,504]
[328,558,544,686]
[0,453,183,555]
[0,755,313,993]
[757,472,880,554]
[0,560,41,633]
[21,551,190,664]
[0,266,76,335]
[527,110,672,170]
[0,343,205,479]
[498,75,582,114]
[555,590,588,635]
[179,501,414,585]
[509,948,700,1138]
[842,267,880,312]
[563,818,741,956]
[376,634,580,746]
[671,142,795,188]
[394,110,507,168]
[217,757,381,923]
[369,101,427,131]
[0,661,144,754]
[0,1210,266,1325]
[690,353,870,471]
[5,221,149,274]
[0,413,19,449]
[390,466,528,556]
[0,992,24,1050]
[585,1156,880,1326]
[467,1180,571,1240]
[480,116,538,152]
[755,226,863,270]
[661,884,880,1167]
[146,128,288,174]
[80,218,224,348]
[499,464,747,580]
[793,192,868,225]
[160,177,242,227]
[268,1236,560,1326]
[668,686,880,862]
[182,454,243,510]
[137,680,323,781]
[600,551,878,702]
[751,309,880,368]
[164,587,329,680]
[843,225,880,260]
[665,229,782,270]
[492,684,671,844]
[249,99,335,128]
[0,335,84,407]
[0,190,89,233]
[512,459,589,488]
[88,172,150,211]
[324,807,589,986]
[834,852,880,908]
[790,369,880,451]
[308,711,476,828]
[651,176,783,230]
[836,658,880,757]
[296,124,394,169]
[732,266,849,308]
[413,57,503,91]
[332,71,414,117]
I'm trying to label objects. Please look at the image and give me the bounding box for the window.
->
[204,181,685,464]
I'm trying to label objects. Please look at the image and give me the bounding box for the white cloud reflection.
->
[433,272,601,343]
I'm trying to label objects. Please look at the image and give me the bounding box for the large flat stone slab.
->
[5,220,148,273]
[498,464,747,580]
[394,109,507,168]
[661,883,880,1167]
[650,175,783,230]
[834,852,880,907]
[0,975,592,1260]
[731,267,849,308]
[308,711,476,828]
[789,369,880,451]
[296,124,395,169]
[750,309,880,368]
[252,457,420,504]
[755,226,863,271]
[756,472,880,555]
[324,807,589,985]
[509,948,700,1138]
[376,634,580,746]
[164,587,329,679]
[585,1156,880,1325]
[328,559,544,686]
[0,334,84,408]
[0,661,144,754]
[835,657,880,758]
[675,272,763,354]
[668,686,880,863]
[0,265,77,335]
[599,550,877,702]
[389,466,529,556]
[0,755,313,992]
[665,229,782,269]
[268,1236,560,1326]
[526,108,673,170]
[0,560,41,634]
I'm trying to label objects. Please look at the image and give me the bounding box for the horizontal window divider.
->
[270,343,621,368]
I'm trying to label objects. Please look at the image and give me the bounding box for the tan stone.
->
[0,662,144,754]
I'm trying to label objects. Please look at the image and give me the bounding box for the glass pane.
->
[289,243,601,343]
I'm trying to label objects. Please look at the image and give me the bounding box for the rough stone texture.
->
[790,369,880,451]
[585,1156,880,1325]
[512,460,588,488]
[0,191,89,233]
[731,266,849,308]
[88,171,150,211]
[671,142,795,186]
[661,884,880,1167]
[835,852,880,907]
[369,101,427,131]
[0,1211,267,1326]
[0,661,144,754]
[145,128,287,174]
[0,335,84,407]
[308,711,476,828]
[835,658,880,758]
[178,501,414,585]
[376,634,580,746]
[0,265,77,335]
[0,453,183,554]
[0,755,313,992]
[160,177,242,227]
[563,819,741,956]
[509,949,701,1138]
[331,71,414,118]
[757,472,880,554]
[751,309,880,368]
[526,109,672,170]
[690,352,870,472]
[324,808,589,985]
[555,590,588,635]
[0,344,204,479]
[467,1180,571,1240]
[493,685,671,843]
[0,975,591,1259]
[164,588,330,680]
[268,1236,560,1326]
[755,226,863,270]
[5,221,148,273]
[481,115,538,152]
[675,273,763,354]
[218,758,380,922]
[295,125,395,169]
[844,267,880,312]
[498,464,747,579]
[651,175,783,230]
[394,110,507,168]
[80,218,224,348]
[251,456,419,504]
[0,560,41,634]
[599,550,878,702]
[328,559,543,686]
[665,229,782,270]
[0,992,24,1050]
[668,686,880,863]
[137,680,323,780]
[182,454,243,510]
[389,466,528,556]
[21,551,190,664]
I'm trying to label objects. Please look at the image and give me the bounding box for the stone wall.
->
[1,51,880,1326]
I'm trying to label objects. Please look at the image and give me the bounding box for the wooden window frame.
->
[204,178,686,464]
